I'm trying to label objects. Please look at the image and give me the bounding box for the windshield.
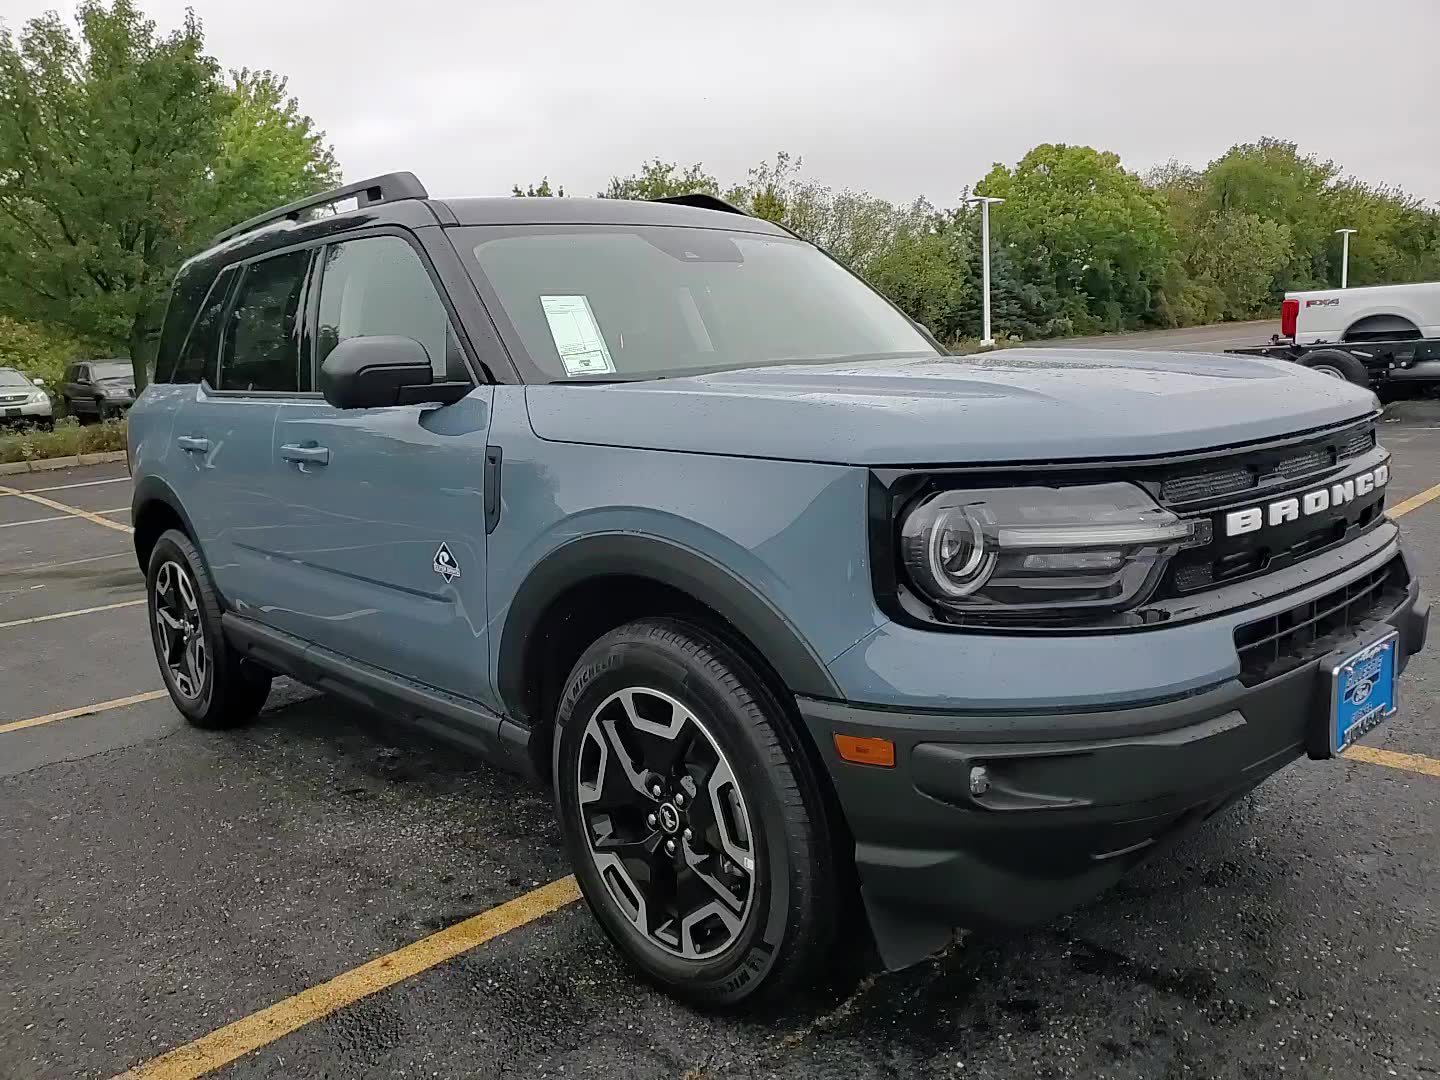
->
[0,369,31,387]
[92,362,132,381]
[461,225,936,381]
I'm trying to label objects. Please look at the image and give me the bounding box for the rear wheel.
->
[554,617,838,1008]
[147,529,271,729]
[1299,349,1370,387]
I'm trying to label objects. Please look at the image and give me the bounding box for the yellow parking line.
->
[0,690,169,736]
[1344,744,1440,778]
[0,598,145,631]
[1390,481,1440,519]
[114,876,582,1080]
[0,484,133,534]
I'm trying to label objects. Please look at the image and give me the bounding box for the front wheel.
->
[554,618,839,1008]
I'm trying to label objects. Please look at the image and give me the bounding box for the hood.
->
[524,349,1378,465]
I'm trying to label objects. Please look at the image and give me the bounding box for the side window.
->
[168,267,237,385]
[316,235,470,382]
[219,249,313,393]
[73,365,89,384]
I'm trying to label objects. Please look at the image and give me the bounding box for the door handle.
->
[176,436,209,453]
[280,443,330,466]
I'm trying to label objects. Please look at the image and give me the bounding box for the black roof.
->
[436,196,787,234]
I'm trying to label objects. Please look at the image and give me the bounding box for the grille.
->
[0,394,28,405]
[1340,429,1376,459]
[1233,559,1407,686]
[1160,424,1376,505]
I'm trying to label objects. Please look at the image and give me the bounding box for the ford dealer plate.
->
[1324,630,1398,756]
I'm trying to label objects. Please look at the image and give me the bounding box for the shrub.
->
[0,417,128,465]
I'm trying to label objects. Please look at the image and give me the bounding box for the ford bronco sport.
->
[130,172,1430,1007]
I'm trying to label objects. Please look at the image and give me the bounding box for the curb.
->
[0,450,128,476]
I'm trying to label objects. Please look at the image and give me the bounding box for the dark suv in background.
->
[128,172,1428,1007]
[61,359,136,420]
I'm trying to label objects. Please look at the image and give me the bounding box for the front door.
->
[265,232,496,706]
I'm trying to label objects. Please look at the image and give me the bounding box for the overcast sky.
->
[7,0,1440,206]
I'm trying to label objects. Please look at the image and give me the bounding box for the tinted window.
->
[316,236,468,382]
[219,249,312,393]
[462,225,935,381]
[72,365,89,383]
[165,268,237,385]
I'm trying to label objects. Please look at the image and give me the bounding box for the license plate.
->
[2,407,18,418]
[1325,630,1399,756]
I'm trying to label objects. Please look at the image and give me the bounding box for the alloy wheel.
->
[153,560,207,700]
[575,687,757,960]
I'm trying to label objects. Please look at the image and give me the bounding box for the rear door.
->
[171,246,317,608]
[267,231,495,704]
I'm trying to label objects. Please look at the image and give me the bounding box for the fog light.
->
[968,765,990,796]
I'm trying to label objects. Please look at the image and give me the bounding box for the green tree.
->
[1200,138,1337,289]
[0,1,339,389]
[977,144,1174,331]
[512,177,564,197]
[600,159,721,201]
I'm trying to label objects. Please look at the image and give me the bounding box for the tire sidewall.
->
[554,633,798,1004]
[1301,350,1369,386]
[146,531,219,720]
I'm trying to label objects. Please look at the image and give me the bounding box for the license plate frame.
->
[1322,628,1399,757]
[2,407,19,419]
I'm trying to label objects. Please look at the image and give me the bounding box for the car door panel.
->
[262,230,495,707]
[268,390,495,704]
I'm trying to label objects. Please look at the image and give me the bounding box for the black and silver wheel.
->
[153,560,208,701]
[555,618,838,1007]
[146,529,271,729]
[1299,349,1369,386]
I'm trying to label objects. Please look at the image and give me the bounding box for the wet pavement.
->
[2,414,1440,1080]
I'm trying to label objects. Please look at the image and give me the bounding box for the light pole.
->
[965,196,1006,347]
[1335,228,1357,289]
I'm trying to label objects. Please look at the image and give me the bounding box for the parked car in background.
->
[0,367,54,428]
[61,360,136,420]
[1230,280,1440,391]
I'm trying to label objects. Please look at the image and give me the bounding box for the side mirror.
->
[319,336,470,410]
[31,377,44,386]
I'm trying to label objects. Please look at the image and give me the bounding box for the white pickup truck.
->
[1230,280,1440,390]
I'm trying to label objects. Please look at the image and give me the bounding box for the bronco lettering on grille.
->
[1225,464,1389,538]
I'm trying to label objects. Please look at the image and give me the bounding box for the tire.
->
[146,529,271,729]
[1299,349,1370,387]
[95,398,110,421]
[554,617,838,1008]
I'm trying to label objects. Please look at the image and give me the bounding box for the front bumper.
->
[799,555,1429,969]
[0,399,53,424]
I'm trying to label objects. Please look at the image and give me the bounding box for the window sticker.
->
[541,295,617,377]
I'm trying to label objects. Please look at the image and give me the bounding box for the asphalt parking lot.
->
[3,413,1440,1080]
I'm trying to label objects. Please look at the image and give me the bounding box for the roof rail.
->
[212,171,429,246]
[651,193,749,216]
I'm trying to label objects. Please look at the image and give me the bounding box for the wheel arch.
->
[1343,313,1423,342]
[496,534,844,769]
[130,474,200,574]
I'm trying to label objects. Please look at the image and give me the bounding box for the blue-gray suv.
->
[130,172,1429,1007]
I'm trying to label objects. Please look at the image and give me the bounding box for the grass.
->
[0,416,127,465]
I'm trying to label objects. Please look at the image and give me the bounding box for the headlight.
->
[899,482,1199,621]
[27,390,48,404]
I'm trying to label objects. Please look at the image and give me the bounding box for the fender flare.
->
[495,533,844,724]
[130,474,202,571]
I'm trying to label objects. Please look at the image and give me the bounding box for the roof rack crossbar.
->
[212,171,429,245]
